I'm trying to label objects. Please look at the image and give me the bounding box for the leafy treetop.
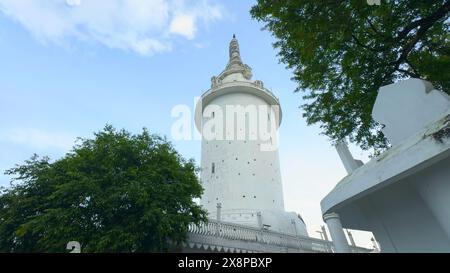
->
[251,0,450,153]
[0,125,206,252]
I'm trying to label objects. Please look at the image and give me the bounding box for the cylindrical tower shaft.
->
[195,36,284,224]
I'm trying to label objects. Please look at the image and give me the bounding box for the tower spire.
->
[221,35,252,81]
[210,35,253,88]
[228,34,242,67]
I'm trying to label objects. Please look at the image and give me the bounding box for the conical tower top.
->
[228,34,242,68]
[210,35,253,88]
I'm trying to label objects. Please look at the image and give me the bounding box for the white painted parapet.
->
[184,219,370,253]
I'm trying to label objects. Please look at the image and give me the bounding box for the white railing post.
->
[216,203,222,222]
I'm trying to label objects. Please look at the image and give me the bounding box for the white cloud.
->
[170,14,195,39]
[0,0,223,55]
[66,0,81,7]
[0,128,75,151]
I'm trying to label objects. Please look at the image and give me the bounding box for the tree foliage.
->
[251,0,450,152]
[0,125,206,252]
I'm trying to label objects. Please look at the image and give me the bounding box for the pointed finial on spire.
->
[233,33,236,39]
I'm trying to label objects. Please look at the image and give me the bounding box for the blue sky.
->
[0,0,373,247]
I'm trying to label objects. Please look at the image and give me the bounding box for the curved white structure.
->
[195,36,307,236]
[321,79,450,252]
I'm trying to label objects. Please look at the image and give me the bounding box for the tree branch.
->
[351,34,380,52]
[390,1,450,71]
[366,18,384,39]
[397,68,420,78]
[394,1,450,42]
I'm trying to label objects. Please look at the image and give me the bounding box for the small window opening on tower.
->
[212,112,215,118]
[211,162,215,174]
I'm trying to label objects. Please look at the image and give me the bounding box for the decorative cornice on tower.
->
[211,35,253,89]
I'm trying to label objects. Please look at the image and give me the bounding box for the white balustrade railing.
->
[187,219,371,253]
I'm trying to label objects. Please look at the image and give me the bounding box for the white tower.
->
[195,35,307,236]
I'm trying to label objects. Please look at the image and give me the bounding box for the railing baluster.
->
[187,219,370,253]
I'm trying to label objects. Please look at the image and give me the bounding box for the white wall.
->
[198,86,308,236]
[413,157,450,241]
[200,91,284,213]
[356,158,450,252]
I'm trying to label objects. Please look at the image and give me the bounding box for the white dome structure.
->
[194,35,308,236]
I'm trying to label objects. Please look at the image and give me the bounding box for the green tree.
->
[0,125,206,252]
[251,0,450,152]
